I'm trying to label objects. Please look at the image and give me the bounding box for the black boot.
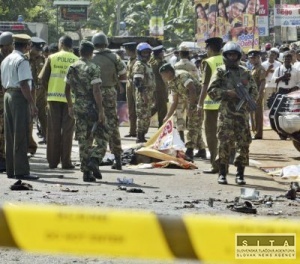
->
[112,155,122,170]
[136,132,147,143]
[179,131,185,142]
[185,148,194,162]
[218,163,228,184]
[236,166,246,185]
[87,157,102,179]
[83,171,96,182]
[194,148,206,159]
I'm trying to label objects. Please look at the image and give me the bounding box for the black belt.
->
[278,87,299,94]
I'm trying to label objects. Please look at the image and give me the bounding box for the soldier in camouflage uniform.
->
[149,45,168,128]
[123,42,137,137]
[159,63,202,161]
[0,32,13,172]
[65,40,106,182]
[207,42,258,185]
[25,37,47,155]
[91,33,127,170]
[132,42,155,143]
[174,46,206,159]
[248,49,266,140]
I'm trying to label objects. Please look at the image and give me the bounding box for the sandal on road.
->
[228,201,257,214]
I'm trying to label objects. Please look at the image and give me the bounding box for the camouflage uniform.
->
[149,55,168,127]
[168,70,201,149]
[250,64,266,139]
[132,60,155,135]
[126,56,137,135]
[65,58,108,172]
[207,65,258,167]
[25,52,45,154]
[174,59,205,150]
[92,48,126,156]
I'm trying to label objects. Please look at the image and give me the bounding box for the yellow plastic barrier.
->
[0,203,299,263]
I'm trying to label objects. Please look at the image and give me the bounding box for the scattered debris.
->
[117,177,134,184]
[10,180,33,191]
[116,197,122,201]
[60,188,79,193]
[285,189,297,200]
[240,187,260,200]
[117,186,127,191]
[126,188,144,193]
[208,198,214,207]
[227,201,257,214]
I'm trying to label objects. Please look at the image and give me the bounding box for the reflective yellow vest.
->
[203,55,223,110]
[47,50,78,102]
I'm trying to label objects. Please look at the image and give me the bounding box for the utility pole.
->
[115,0,121,36]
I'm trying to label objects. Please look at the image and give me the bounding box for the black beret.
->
[80,40,94,49]
[159,63,174,73]
[205,37,223,47]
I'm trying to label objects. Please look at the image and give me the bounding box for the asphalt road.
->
[0,126,299,263]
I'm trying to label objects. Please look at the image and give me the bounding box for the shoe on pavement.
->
[62,164,75,169]
[83,171,96,182]
[124,134,136,138]
[218,175,227,184]
[194,149,207,159]
[88,158,102,179]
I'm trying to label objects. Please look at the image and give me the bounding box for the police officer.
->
[0,31,13,172]
[197,37,224,173]
[248,49,266,140]
[123,42,137,138]
[1,34,39,180]
[91,32,127,170]
[160,63,202,162]
[26,37,47,154]
[149,45,168,128]
[65,40,106,182]
[207,42,258,185]
[39,35,78,169]
[132,42,155,143]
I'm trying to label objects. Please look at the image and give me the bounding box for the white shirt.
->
[1,50,32,89]
[169,55,179,66]
[261,60,282,88]
[272,64,300,89]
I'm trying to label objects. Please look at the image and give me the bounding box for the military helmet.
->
[222,41,242,68]
[0,31,13,46]
[91,32,108,46]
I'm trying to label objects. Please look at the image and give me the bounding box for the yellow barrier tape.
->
[0,203,299,263]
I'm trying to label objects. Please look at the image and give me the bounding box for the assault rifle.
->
[235,82,257,112]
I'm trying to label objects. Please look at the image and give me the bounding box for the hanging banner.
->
[274,4,300,26]
[149,16,164,40]
[194,0,259,52]
[60,6,87,21]
[257,0,269,36]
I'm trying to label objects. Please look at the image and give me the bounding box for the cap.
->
[122,42,137,47]
[80,40,94,49]
[152,45,165,54]
[159,63,175,73]
[205,37,223,47]
[270,47,279,54]
[31,36,46,50]
[13,34,31,43]
[179,45,189,52]
[280,44,290,52]
[248,49,260,58]
[265,43,271,50]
